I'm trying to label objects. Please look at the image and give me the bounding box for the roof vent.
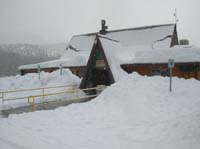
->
[100,20,108,35]
[180,39,189,45]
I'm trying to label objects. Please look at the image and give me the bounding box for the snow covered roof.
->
[100,35,200,64]
[130,45,200,64]
[67,23,175,50]
[19,24,176,70]
[106,24,175,48]
[19,50,89,69]
[99,36,200,80]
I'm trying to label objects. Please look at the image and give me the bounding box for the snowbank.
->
[0,74,200,149]
[0,69,81,109]
[0,69,80,91]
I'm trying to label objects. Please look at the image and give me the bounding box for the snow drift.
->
[0,69,80,91]
[0,69,81,110]
[0,73,200,149]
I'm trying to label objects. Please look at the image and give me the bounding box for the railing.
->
[27,87,104,111]
[0,85,106,111]
[0,85,76,104]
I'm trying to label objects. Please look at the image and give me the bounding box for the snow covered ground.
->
[0,73,200,149]
[0,69,80,110]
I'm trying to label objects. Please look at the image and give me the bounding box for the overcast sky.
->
[0,0,199,46]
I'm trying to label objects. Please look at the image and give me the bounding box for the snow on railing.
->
[0,85,106,111]
[27,86,104,111]
[0,85,75,104]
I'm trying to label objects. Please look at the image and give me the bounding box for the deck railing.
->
[0,85,76,104]
[27,87,104,111]
[0,85,106,111]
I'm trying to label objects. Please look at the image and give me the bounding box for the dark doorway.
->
[92,68,111,87]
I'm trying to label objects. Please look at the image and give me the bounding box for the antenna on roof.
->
[173,8,179,24]
[99,20,108,35]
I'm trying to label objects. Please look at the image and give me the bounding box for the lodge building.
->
[19,21,200,88]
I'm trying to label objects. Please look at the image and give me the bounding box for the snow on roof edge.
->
[72,23,175,37]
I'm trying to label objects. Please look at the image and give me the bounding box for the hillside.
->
[0,43,67,76]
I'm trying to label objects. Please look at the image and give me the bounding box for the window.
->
[151,68,169,76]
[179,65,199,72]
[95,49,104,60]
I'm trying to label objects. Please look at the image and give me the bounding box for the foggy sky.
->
[0,0,200,46]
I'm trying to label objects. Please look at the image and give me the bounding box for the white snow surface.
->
[64,35,96,53]
[106,24,174,48]
[0,69,80,91]
[100,37,200,64]
[19,50,89,69]
[0,73,200,149]
[0,69,80,110]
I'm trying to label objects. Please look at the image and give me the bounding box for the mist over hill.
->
[0,43,67,77]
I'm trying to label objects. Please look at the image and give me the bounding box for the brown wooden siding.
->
[121,62,200,80]
[20,66,87,78]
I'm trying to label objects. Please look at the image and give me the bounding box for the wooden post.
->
[169,68,172,92]
[38,64,41,80]
[168,59,175,92]
[42,88,45,100]
[32,97,35,111]
[60,64,63,76]
[2,92,4,104]
[76,89,79,99]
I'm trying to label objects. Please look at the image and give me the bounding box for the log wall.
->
[20,66,87,78]
[121,62,200,80]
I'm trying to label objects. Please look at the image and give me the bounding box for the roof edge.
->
[72,23,175,37]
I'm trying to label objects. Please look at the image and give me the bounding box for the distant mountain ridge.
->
[0,42,67,76]
[0,43,67,57]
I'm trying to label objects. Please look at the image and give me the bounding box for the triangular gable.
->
[98,35,129,81]
[79,35,115,89]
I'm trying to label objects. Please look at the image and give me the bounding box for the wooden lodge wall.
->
[20,66,87,78]
[121,62,200,80]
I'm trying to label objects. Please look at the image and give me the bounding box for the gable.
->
[79,37,115,89]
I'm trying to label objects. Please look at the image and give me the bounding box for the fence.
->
[0,85,75,104]
[0,85,106,111]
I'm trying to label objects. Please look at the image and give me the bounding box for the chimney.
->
[99,20,108,35]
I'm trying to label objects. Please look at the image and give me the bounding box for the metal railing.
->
[0,85,106,111]
[27,86,104,111]
[0,85,75,104]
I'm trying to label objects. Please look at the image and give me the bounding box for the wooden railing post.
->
[76,89,79,99]
[2,92,4,104]
[42,88,45,100]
